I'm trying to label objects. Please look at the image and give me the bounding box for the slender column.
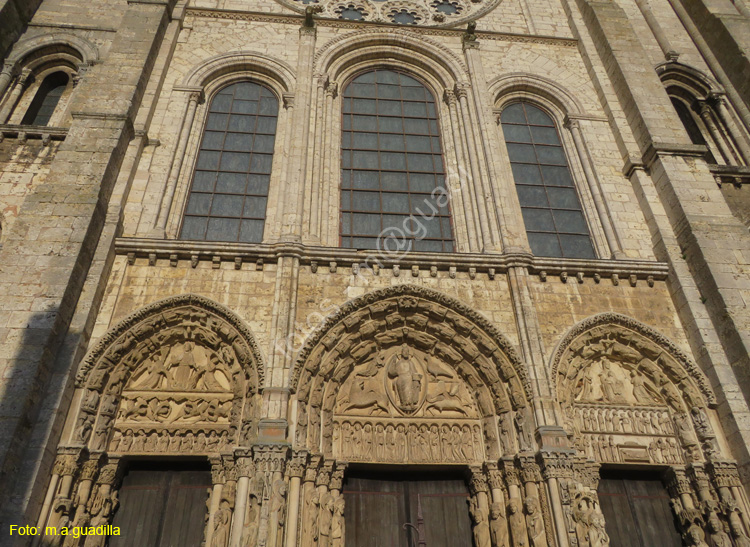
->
[318,81,341,246]
[306,75,327,243]
[281,24,317,240]
[731,0,750,18]
[633,0,680,60]
[566,117,625,258]
[540,455,573,547]
[151,88,203,236]
[712,94,750,164]
[445,89,480,252]
[284,452,308,547]
[455,84,497,252]
[0,62,14,103]
[0,68,32,123]
[230,457,253,547]
[698,101,742,165]
[206,459,225,547]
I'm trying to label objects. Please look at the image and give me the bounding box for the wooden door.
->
[343,471,473,547]
[598,470,682,547]
[110,462,211,547]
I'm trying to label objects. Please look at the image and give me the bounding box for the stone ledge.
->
[0,123,67,144]
[114,237,670,283]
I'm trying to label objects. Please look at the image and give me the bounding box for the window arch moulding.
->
[490,74,625,260]
[152,52,296,241]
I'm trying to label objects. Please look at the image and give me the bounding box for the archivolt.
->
[315,28,469,87]
[291,284,530,404]
[489,72,586,116]
[7,32,99,67]
[182,51,296,93]
[76,294,265,388]
[550,312,715,408]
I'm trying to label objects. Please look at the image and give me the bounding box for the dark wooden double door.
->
[343,471,473,547]
[110,462,211,547]
[598,470,683,547]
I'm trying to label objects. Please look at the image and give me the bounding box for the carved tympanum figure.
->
[387,344,423,413]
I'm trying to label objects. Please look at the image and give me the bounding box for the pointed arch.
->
[71,295,265,455]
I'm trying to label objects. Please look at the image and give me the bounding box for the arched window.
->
[669,97,718,164]
[21,71,69,126]
[180,81,278,243]
[340,69,454,253]
[500,102,595,259]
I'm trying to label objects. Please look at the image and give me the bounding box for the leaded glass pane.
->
[180,81,277,243]
[501,102,595,258]
[340,69,453,252]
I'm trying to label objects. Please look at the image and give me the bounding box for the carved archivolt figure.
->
[524,497,545,547]
[507,498,528,547]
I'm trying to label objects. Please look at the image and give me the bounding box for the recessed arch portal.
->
[72,294,265,456]
[292,285,533,464]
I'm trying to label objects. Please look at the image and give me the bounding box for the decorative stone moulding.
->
[272,0,501,28]
[116,237,669,284]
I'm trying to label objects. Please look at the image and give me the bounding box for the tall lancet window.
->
[340,69,454,253]
[501,102,595,259]
[21,71,69,126]
[180,81,277,243]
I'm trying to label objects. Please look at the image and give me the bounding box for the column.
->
[0,62,14,104]
[0,68,31,123]
[486,466,510,547]
[565,117,625,258]
[33,452,79,547]
[712,94,750,164]
[151,88,203,237]
[205,458,226,547]
[284,451,308,547]
[540,453,574,547]
[633,0,680,60]
[230,455,254,546]
[468,467,492,547]
[697,101,742,165]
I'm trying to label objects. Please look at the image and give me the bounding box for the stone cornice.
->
[185,8,578,48]
[115,237,670,283]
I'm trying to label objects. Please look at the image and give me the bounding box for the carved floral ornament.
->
[292,285,533,463]
[71,295,264,455]
[274,0,502,28]
[552,313,721,466]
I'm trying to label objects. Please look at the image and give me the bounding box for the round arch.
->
[71,294,265,456]
[291,284,534,463]
[656,60,723,101]
[489,73,586,117]
[7,32,99,67]
[315,28,469,90]
[182,50,296,95]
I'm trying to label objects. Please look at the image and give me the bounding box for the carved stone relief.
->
[72,296,263,456]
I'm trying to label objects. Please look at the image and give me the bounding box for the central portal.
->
[343,470,473,547]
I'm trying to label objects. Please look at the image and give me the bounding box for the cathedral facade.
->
[1,0,750,545]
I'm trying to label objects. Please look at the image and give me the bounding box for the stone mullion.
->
[267,93,296,243]
[281,25,316,241]
[463,40,527,253]
[445,89,480,253]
